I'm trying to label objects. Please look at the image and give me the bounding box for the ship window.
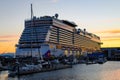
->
[70,50,72,55]
[64,50,68,56]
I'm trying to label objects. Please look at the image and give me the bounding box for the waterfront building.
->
[101,47,120,60]
[15,14,102,58]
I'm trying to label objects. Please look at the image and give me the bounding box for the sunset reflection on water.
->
[1,61,120,80]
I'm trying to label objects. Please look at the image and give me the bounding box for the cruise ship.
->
[15,13,102,58]
[15,5,102,58]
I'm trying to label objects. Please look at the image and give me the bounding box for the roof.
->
[62,20,77,27]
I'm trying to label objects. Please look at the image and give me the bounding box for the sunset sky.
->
[0,0,120,53]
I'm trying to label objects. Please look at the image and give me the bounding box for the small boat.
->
[97,57,107,64]
[97,60,104,64]
[8,63,43,77]
[0,61,6,71]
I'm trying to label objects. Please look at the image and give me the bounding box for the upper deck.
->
[25,15,101,44]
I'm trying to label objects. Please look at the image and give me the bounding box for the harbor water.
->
[1,61,120,80]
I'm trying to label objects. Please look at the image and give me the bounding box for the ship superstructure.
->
[16,14,102,58]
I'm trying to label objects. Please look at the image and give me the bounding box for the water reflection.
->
[1,61,120,80]
[0,71,8,80]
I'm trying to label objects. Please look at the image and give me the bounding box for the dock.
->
[8,64,72,77]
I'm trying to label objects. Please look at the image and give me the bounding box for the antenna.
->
[30,4,33,58]
[31,4,34,19]
[55,13,58,18]
[30,4,43,60]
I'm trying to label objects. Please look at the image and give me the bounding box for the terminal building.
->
[101,47,120,60]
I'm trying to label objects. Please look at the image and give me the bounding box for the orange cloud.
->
[101,30,120,34]
[101,38,120,48]
[94,29,120,47]
[108,30,120,34]
[101,35,120,39]
[0,35,19,53]
[95,29,120,34]
[0,40,12,42]
[0,35,19,38]
[102,38,120,41]
[101,18,120,23]
[0,35,19,42]
[95,29,120,40]
[0,42,16,54]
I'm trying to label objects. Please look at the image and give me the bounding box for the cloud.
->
[101,18,120,23]
[101,35,120,38]
[0,35,19,42]
[0,35,19,38]
[94,29,120,40]
[101,30,120,34]
[95,29,120,34]
[0,40,12,42]
[51,0,59,3]
[94,29,120,47]
[102,38,120,41]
